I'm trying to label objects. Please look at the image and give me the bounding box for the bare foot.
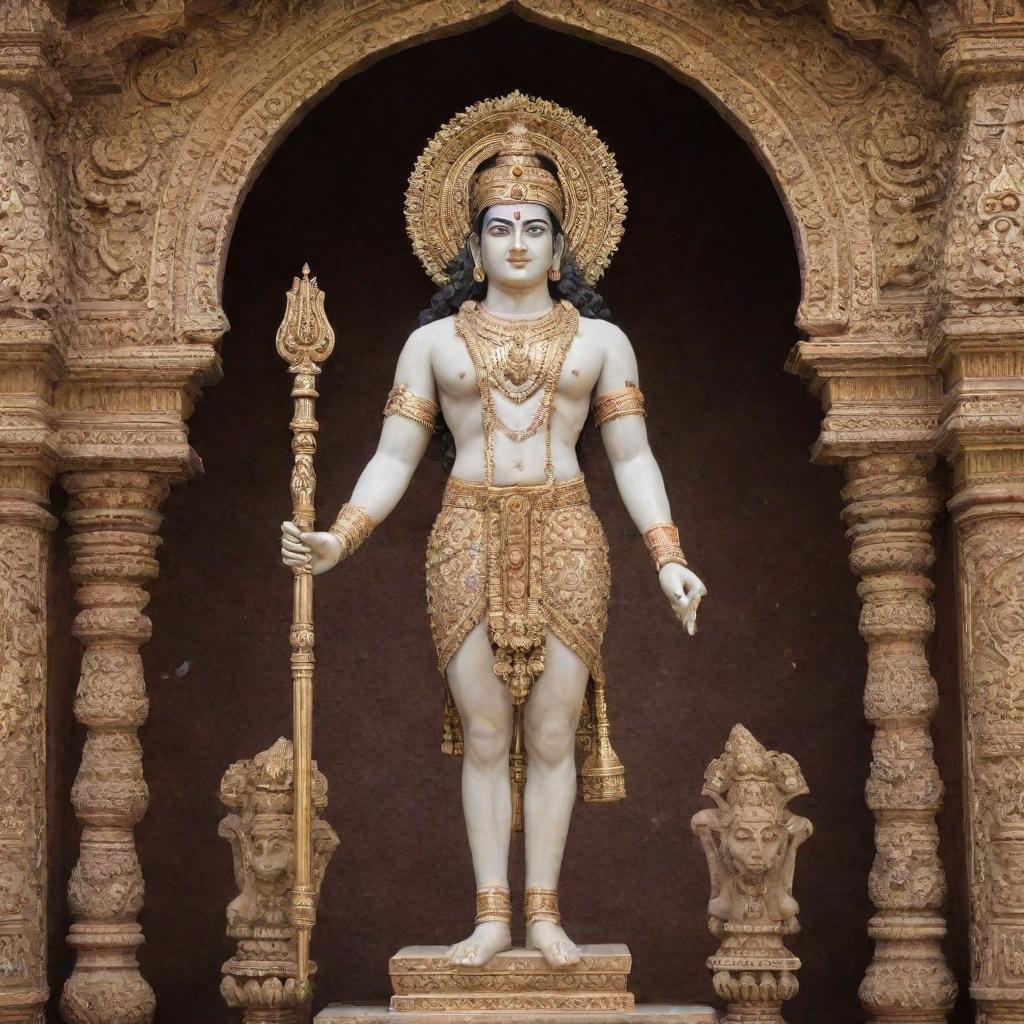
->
[526,920,582,968]
[447,921,512,967]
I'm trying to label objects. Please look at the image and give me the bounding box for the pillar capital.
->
[786,334,941,463]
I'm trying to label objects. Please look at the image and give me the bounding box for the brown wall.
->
[40,16,966,1022]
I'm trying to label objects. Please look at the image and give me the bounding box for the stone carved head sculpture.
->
[692,724,811,935]
[692,726,811,1022]
[218,737,337,940]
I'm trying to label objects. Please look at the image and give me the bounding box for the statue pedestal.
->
[315,944,717,1022]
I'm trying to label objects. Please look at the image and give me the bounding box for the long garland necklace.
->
[456,299,579,486]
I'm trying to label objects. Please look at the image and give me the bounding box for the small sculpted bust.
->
[692,725,811,939]
[218,738,337,938]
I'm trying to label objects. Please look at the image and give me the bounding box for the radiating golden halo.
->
[405,91,627,288]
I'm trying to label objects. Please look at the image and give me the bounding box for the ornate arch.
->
[63,0,950,355]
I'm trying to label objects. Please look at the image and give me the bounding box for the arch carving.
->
[58,0,952,355]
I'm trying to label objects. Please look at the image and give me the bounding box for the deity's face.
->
[251,831,293,884]
[472,202,564,292]
[723,815,785,880]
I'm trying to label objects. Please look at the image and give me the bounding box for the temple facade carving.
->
[0,0,1023,1020]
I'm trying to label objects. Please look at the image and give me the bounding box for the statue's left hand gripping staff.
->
[276,265,336,998]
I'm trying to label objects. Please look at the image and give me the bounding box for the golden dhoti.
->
[425,475,625,807]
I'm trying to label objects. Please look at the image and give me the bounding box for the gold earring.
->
[548,266,561,282]
[473,264,486,283]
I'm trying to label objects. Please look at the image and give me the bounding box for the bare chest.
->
[431,318,603,407]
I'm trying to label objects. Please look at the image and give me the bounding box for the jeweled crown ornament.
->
[469,122,565,223]
[406,91,627,287]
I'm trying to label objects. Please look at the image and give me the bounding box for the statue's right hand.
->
[280,520,343,575]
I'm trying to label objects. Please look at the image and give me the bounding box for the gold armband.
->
[643,522,688,571]
[593,382,646,427]
[383,384,439,430]
[328,503,375,558]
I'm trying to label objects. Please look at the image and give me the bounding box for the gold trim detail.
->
[524,888,560,926]
[383,384,439,430]
[406,92,627,288]
[643,521,687,570]
[328,503,375,559]
[593,383,646,427]
[474,886,513,925]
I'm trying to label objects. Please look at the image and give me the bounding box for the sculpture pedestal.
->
[314,944,717,1022]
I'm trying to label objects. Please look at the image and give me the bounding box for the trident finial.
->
[275,264,336,366]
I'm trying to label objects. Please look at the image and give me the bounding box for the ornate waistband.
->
[442,475,590,511]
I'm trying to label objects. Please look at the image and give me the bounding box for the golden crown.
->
[469,123,565,224]
[406,92,626,287]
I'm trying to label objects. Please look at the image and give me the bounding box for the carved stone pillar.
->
[934,319,1024,1022]
[842,455,956,1023]
[0,2,67,1021]
[788,340,955,1022]
[950,462,1024,1024]
[58,471,168,1024]
[935,10,1024,1012]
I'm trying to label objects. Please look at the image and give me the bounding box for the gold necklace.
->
[462,301,578,404]
[456,299,579,486]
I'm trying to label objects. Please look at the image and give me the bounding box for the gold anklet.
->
[475,886,512,925]
[524,887,560,925]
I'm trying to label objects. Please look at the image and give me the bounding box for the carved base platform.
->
[314,945,717,1022]
[316,1006,717,1023]
[390,944,633,1012]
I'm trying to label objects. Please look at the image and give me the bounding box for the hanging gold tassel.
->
[510,704,527,833]
[582,675,626,802]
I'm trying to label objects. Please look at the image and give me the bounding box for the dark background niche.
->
[71,13,971,1023]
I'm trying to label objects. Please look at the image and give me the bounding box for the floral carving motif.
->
[959,516,1024,1000]
[0,521,48,1016]
[67,842,144,920]
[839,80,951,293]
[946,85,1024,296]
[0,93,57,318]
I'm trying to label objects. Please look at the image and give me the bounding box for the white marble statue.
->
[280,95,706,970]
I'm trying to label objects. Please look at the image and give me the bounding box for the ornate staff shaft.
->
[276,265,336,994]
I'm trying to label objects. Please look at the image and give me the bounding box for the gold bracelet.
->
[328,503,375,559]
[524,887,560,926]
[475,886,512,925]
[383,384,439,430]
[643,522,687,571]
[593,383,646,428]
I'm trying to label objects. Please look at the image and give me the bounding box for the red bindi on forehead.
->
[513,210,521,220]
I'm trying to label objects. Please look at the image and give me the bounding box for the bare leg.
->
[523,632,589,968]
[445,617,514,967]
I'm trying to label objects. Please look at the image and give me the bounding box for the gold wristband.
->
[524,887,560,926]
[328,503,375,559]
[384,384,439,430]
[643,522,687,571]
[593,383,646,428]
[475,886,512,925]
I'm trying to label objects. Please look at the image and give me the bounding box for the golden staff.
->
[276,265,336,997]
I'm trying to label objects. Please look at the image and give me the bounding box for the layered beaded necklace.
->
[456,300,580,485]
